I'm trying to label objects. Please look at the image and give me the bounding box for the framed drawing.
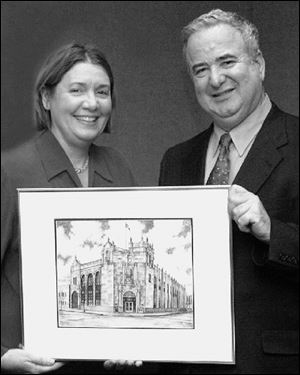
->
[18,186,234,363]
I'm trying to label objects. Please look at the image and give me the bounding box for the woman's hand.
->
[1,348,64,373]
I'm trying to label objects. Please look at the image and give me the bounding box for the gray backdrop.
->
[1,1,299,186]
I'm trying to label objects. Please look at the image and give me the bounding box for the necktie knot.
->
[206,133,232,185]
[220,132,231,149]
[218,133,232,160]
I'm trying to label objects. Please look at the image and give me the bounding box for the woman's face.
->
[43,62,112,148]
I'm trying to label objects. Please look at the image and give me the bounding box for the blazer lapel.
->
[233,105,288,194]
[36,130,82,187]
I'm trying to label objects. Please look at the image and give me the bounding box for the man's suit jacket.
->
[159,104,299,374]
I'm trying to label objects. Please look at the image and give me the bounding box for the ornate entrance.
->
[123,291,136,312]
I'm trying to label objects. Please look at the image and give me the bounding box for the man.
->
[159,9,298,374]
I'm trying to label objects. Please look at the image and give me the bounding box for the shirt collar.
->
[35,130,113,184]
[212,94,272,157]
[35,130,74,181]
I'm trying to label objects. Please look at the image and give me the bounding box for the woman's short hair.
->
[34,42,115,132]
[182,9,260,65]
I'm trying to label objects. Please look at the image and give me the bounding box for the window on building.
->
[87,274,93,305]
[81,275,85,304]
[95,271,101,305]
[73,277,77,285]
[167,284,170,307]
[148,273,151,283]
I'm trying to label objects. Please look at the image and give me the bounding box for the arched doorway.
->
[71,291,78,308]
[123,291,136,312]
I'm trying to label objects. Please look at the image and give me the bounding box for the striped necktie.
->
[206,133,232,185]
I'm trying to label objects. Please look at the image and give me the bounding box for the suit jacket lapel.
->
[233,105,288,194]
[183,126,212,185]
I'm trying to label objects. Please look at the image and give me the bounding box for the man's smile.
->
[211,88,236,99]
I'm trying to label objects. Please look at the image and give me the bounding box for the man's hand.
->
[228,184,271,243]
[1,348,64,373]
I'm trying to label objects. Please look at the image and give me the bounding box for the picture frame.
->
[18,186,234,363]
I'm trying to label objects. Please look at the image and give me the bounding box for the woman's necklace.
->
[74,158,89,174]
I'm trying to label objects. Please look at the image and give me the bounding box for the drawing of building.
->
[58,279,70,311]
[67,237,188,313]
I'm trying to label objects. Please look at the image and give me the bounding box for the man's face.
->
[186,23,265,130]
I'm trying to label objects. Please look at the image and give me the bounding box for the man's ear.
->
[255,50,265,81]
[41,88,51,110]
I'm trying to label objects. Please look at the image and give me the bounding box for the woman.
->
[1,43,140,373]
[2,42,135,189]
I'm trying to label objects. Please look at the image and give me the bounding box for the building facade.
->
[67,237,187,313]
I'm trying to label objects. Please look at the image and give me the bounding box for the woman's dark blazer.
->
[1,130,136,371]
[159,104,299,374]
[2,129,136,189]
